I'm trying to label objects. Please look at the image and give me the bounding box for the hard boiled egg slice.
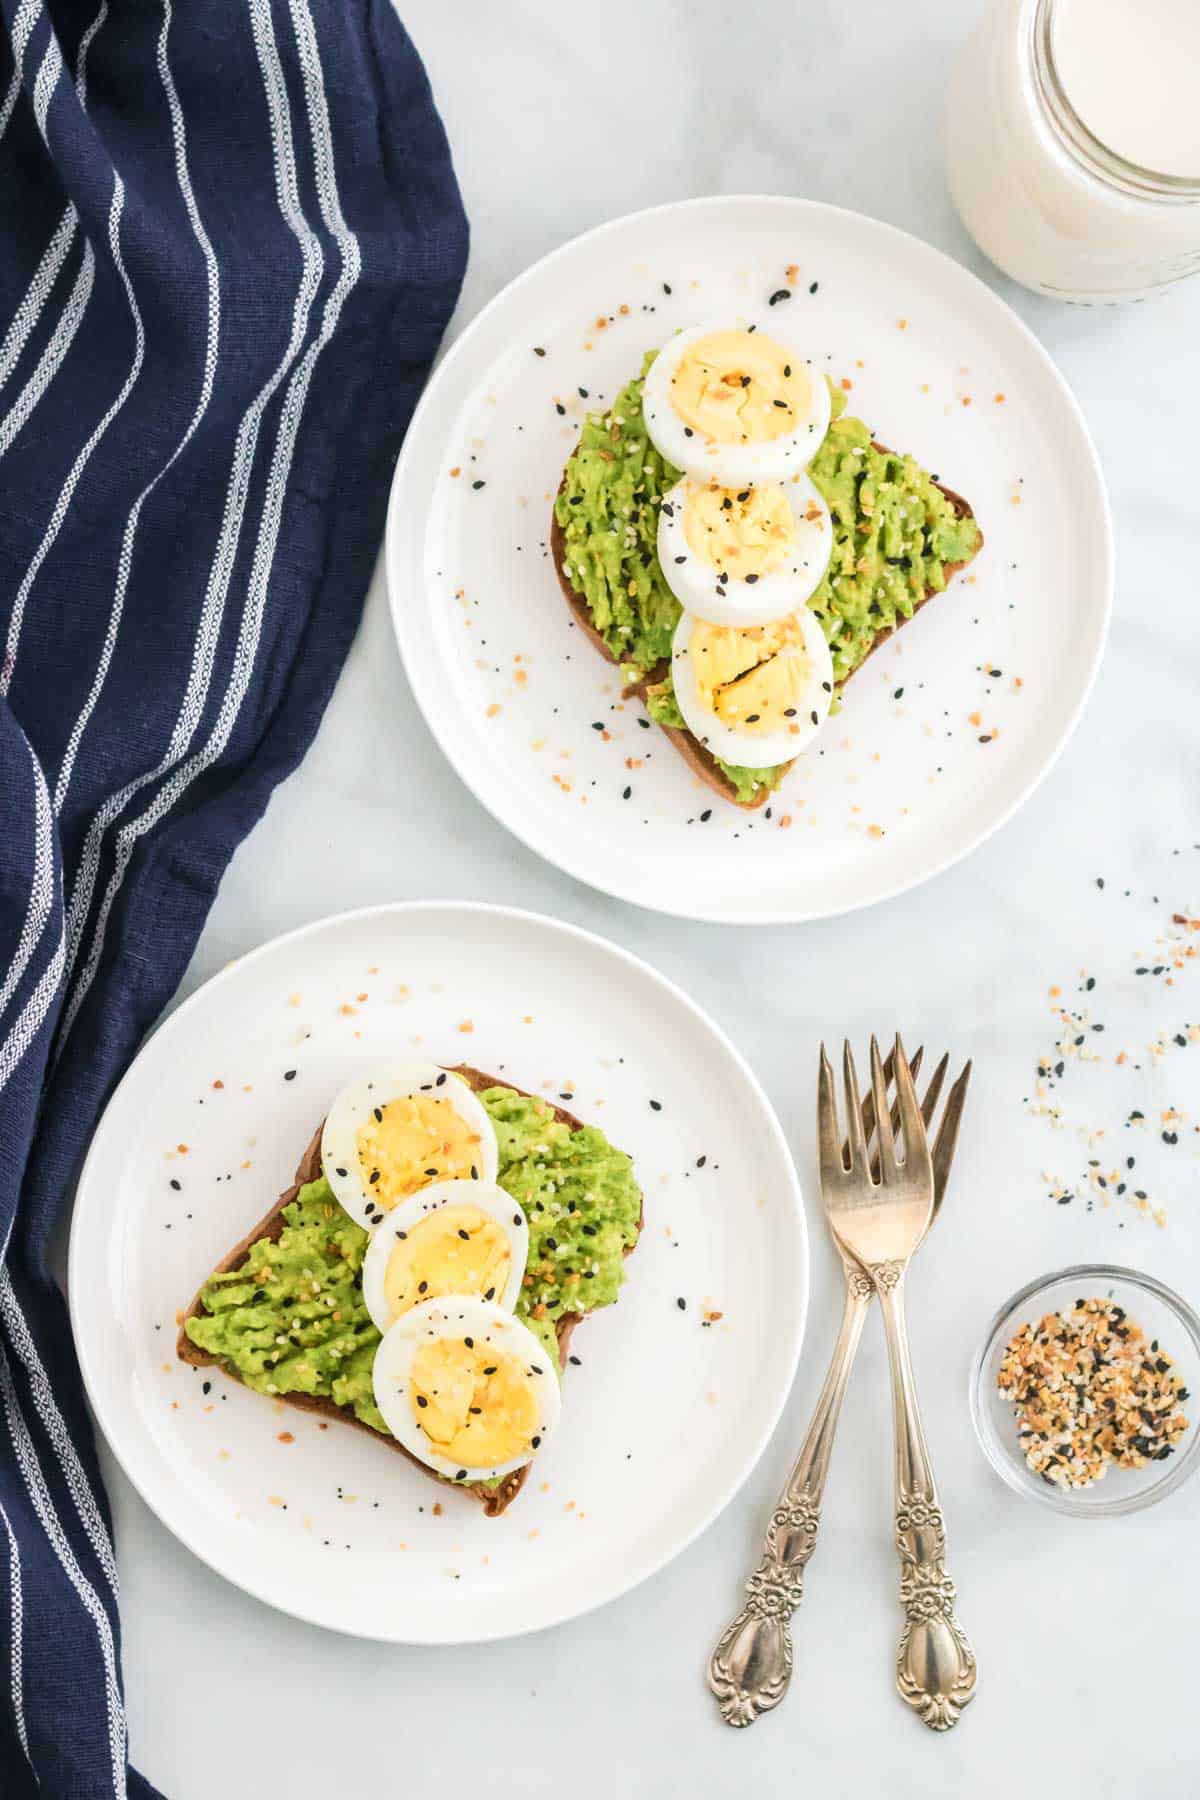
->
[361,1179,528,1333]
[321,1063,499,1233]
[657,473,832,626]
[372,1297,561,1484]
[643,324,831,487]
[671,606,834,769]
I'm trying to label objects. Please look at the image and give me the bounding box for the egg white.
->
[372,1297,561,1484]
[657,474,832,626]
[670,605,835,769]
[321,1062,499,1234]
[361,1179,528,1333]
[642,322,831,486]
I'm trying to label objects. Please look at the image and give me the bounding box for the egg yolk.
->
[682,480,795,579]
[382,1205,511,1321]
[355,1096,483,1213]
[409,1339,540,1468]
[669,329,811,446]
[690,615,809,738]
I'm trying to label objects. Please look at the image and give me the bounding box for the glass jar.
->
[945,0,1200,302]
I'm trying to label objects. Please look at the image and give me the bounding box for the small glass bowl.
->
[970,1265,1200,1517]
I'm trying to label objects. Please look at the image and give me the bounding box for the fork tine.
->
[931,1060,972,1210]
[842,1041,870,1176]
[817,1043,844,1182]
[862,1045,922,1182]
[869,1035,898,1182]
[919,1051,949,1130]
[861,1044,922,1145]
[892,1033,926,1165]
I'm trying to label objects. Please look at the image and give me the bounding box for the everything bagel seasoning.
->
[997,1297,1190,1488]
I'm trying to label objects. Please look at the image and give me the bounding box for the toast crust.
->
[177,1065,643,1516]
[550,454,981,810]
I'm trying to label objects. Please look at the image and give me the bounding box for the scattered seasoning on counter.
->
[997,1297,1190,1488]
[1025,873,1200,1225]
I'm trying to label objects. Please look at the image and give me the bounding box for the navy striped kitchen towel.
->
[0,2,467,1792]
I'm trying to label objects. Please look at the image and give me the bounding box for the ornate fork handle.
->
[708,1266,873,1727]
[871,1262,977,1731]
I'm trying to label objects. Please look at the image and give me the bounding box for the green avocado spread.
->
[553,353,980,803]
[184,1088,642,1440]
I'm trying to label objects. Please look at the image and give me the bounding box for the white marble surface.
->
[110,2,1200,1794]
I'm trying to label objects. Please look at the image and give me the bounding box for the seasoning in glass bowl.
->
[997,1297,1191,1489]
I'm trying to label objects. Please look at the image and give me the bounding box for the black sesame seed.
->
[284,1069,296,1082]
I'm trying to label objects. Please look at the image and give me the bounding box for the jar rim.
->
[1032,0,1200,202]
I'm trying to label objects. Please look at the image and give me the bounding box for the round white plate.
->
[70,902,806,1642]
[387,195,1112,924]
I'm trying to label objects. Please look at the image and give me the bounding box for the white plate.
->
[387,195,1112,924]
[70,902,806,1642]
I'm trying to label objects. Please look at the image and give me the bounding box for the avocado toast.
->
[551,354,983,809]
[179,1065,643,1516]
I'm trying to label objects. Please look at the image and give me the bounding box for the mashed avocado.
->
[808,409,980,681]
[184,1088,642,1440]
[553,354,980,797]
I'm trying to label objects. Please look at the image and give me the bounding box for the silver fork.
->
[819,1035,977,1731]
[708,1045,970,1729]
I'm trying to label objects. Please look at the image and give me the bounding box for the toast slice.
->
[178,1065,643,1516]
[550,454,982,811]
